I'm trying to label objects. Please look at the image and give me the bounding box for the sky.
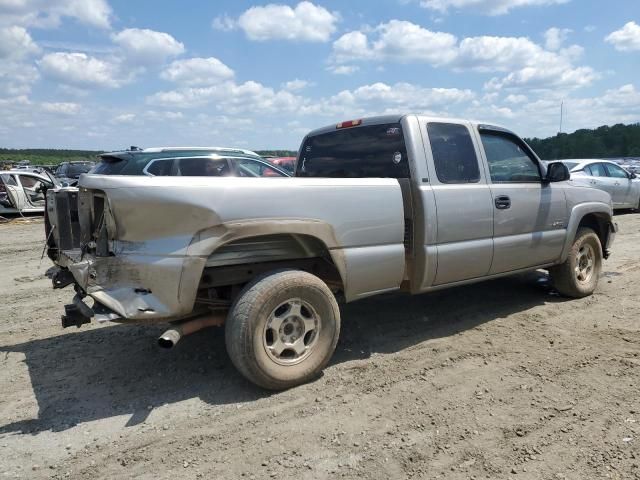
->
[0,0,639,151]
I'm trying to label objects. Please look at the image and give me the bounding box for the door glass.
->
[427,123,480,184]
[145,158,174,176]
[1,173,18,186]
[480,133,541,183]
[604,163,628,178]
[176,157,231,176]
[235,158,285,177]
[588,163,608,177]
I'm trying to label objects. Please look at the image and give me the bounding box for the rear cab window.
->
[296,122,410,178]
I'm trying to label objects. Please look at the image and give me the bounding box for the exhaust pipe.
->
[158,312,226,349]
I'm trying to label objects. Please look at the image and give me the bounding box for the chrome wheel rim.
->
[575,243,595,284]
[263,298,320,365]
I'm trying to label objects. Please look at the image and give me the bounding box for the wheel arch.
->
[179,220,348,311]
[559,203,613,263]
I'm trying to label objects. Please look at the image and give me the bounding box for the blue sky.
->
[0,0,639,150]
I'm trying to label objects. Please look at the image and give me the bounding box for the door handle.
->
[495,195,511,210]
[614,182,620,186]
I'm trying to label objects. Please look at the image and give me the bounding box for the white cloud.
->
[111,28,185,65]
[0,61,39,96]
[282,79,310,91]
[41,102,81,114]
[331,21,595,91]
[235,1,338,42]
[505,94,528,104]
[333,21,457,65]
[112,113,136,123]
[326,82,475,113]
[161,57,234,86]
[544,27,571,50]
[38,52,131,89]
[0,26,39,59]
[605,22,640,52]
[0,0,112,29]
[327,65,359,75]
[419,0,569,15]
[147,81,305,113]
[211,14,236,32]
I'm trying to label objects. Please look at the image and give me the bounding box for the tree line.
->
[525,123,640,160]
[2,123,640,166]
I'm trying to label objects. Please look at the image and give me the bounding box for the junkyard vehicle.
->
[0,170,59,215]
[55,161,96,186]
[47,115,617,390]
[556,159,640,210]
[91,147,288,177]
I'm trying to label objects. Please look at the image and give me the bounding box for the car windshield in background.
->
[68,164,93,177]
[297,123,410,178]
[562,161,579,170]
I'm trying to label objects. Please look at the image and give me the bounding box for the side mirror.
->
[630,172,637,180]
[545,162,570,183]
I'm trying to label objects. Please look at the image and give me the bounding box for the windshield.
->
[296,123,410,178]
[68,164,94,177]
[562,161,579,171]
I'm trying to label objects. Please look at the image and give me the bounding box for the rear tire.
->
[225,270,340,390]
[549,227,602,298]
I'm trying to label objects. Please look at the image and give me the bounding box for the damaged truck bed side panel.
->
[58,175,406,322]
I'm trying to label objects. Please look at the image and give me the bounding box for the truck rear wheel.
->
[549,227,602,298]
[225,270,340,390]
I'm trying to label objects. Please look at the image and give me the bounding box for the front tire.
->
[225,270,341,390]
[549,227,602,298]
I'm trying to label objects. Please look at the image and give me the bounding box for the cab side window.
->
[480,133,541,183]
[427,123,480,184]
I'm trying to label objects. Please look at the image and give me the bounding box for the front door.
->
[604,162,634,207]
[17,174,47,208]
[0,173,25,210]
[477,130,568,274]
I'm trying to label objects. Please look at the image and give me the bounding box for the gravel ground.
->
[0,214,638,480]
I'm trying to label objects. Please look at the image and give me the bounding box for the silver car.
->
[0,170,59,215]
[559,159,640,210]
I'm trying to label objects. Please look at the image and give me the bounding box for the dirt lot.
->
[0,215,638,480]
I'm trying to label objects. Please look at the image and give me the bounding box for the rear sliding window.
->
[297,123,410,178]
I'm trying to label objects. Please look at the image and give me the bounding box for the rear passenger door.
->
[478,129,567,274]
[424,122,494,285]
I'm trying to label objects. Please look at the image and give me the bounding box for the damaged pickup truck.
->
[47,115,617,389]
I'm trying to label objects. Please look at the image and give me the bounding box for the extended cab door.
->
[419,121,494,286]
[476,128,568,274]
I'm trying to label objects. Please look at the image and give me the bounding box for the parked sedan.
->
[0,170,59,215]
[558,159,640,210]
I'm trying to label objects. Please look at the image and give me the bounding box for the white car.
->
[0,170,59,215]
[558,159,640,210]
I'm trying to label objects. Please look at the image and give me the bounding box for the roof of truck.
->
[304,114,511,138]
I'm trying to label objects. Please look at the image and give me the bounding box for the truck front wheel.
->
[225,270,341,390]
[549,227,602,298]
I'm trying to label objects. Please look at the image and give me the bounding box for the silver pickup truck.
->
[47,115,617,389]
